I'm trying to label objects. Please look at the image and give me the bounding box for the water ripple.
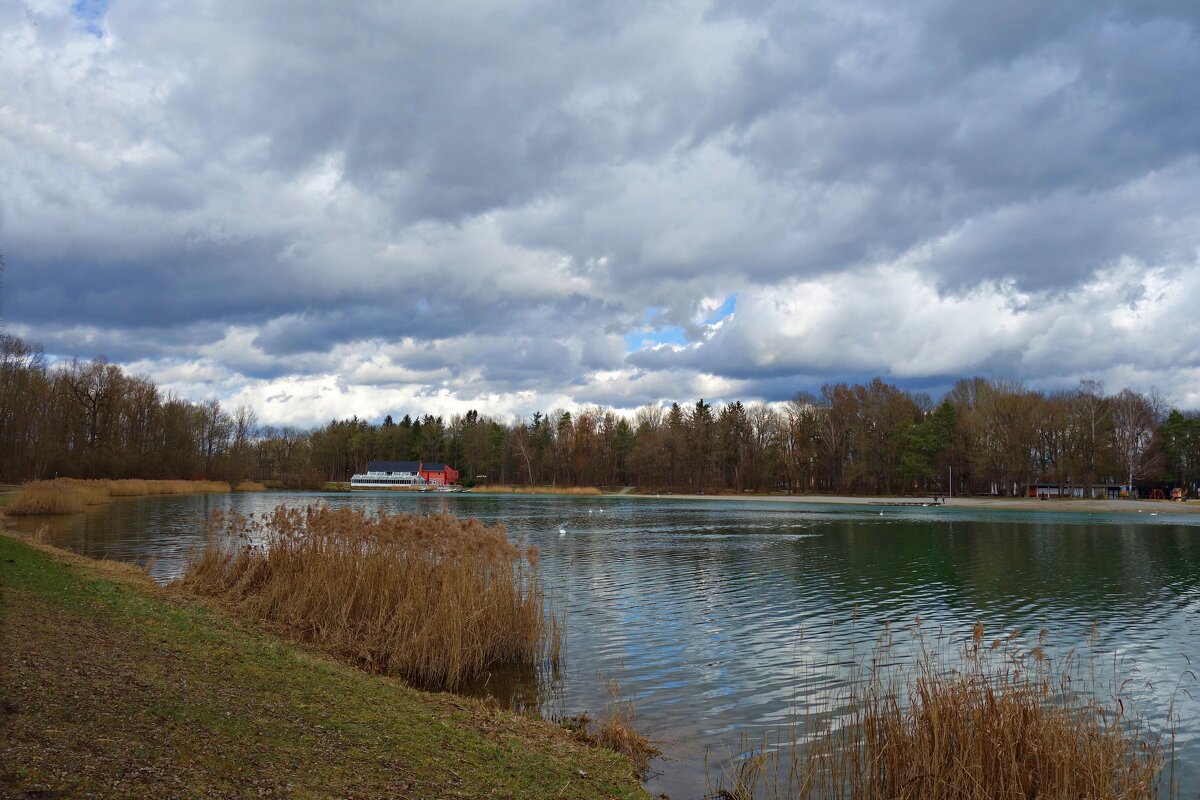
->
[13,491,1200,799]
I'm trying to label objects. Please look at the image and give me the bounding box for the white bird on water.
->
[559,527,567,536]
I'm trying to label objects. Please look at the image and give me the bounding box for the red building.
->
[418,462,459,486]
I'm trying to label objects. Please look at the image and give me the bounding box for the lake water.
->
[11,492,1200,798]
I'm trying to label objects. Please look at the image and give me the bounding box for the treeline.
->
[0,334,256,483]
[3,332,1199,496]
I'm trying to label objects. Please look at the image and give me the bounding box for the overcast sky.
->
[3,0,1199,426]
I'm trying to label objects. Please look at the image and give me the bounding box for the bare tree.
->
[199,399,234,474]
[229,405,258,480]
[1070,379,1109,496]
[61,357,121,454]
[746,402,780,492]
[783,393,821,493]
[1109,389,1160,494]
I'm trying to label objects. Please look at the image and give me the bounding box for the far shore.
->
[6,482,1198,515]
[618,491,1200,514]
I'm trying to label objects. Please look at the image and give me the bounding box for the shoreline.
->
[0,531,648,799]
[7,483,1197,515]
[615,491,1200,514]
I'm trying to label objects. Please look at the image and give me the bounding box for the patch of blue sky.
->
[624,295,735,353]
[71,0,108,37]
[624,325,688,353]
[703,294,737,325]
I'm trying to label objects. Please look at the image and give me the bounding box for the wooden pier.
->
[869,498,946,507]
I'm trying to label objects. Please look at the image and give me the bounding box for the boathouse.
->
[418,462,459,486]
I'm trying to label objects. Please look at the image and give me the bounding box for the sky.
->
[3,0,1200,427]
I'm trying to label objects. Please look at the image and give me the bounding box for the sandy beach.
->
[624,491,1200,514]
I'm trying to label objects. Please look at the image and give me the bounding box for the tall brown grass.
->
[234,481,267,492]
[4,483,91,515]
[475,485,602,496]
[3,478,231,515]
[177,504,561,690]
[564,679,661,779]
[708,621,1181,800]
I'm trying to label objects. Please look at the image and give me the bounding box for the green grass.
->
[0,533,647,799]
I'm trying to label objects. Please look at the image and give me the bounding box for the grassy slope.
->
[0,534,647,800]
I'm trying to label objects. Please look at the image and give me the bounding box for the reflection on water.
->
[10,493,1200,798]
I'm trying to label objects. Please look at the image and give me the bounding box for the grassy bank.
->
[3,478,231,516]
[0,533,648,799]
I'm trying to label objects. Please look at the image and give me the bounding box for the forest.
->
[2,331,1198,497]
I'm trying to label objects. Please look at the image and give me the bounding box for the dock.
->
[868,498,946,507]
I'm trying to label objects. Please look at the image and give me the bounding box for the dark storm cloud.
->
[24,321,228,366]
[7,235,299,328]
[250,293,627,360]
[3,0,1200,423]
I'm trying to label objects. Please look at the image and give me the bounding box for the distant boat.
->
[420,484,464,494]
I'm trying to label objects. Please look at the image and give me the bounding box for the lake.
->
[11,492,1200,798]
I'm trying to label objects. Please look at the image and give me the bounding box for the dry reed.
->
[708,621,1180,800]
[560,679,660,779]
[476,485,602,496]
[234,481,267,492]
[591,680,660,778]
[3,479,230,515]
[4,482,91,515]
[177,504,561,690]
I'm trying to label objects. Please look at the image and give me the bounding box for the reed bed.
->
[233,480,267,492]
[4,483,91,515]
[3,479,231,515]
[708,622,1180,800]
[104,479,229,497]
[570,679,661,779]
[476,485,602,496]
[177,504,561,691]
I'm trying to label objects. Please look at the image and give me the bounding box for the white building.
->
[350,460,427,488]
